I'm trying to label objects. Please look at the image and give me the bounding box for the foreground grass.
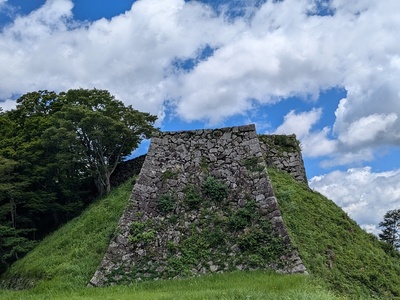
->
[269,168,400,299]
[0,271,341,300]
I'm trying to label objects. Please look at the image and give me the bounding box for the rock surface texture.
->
[89,125,307,287]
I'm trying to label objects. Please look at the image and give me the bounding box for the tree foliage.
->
[0,89,157,272]
[379,209,400,250]
[52,89,157,195]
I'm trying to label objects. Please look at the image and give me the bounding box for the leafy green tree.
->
[0,88,156,272]
[52,89,157,195]
[0,156,36,272]
[0,91,86,232]
[379,209,400,250]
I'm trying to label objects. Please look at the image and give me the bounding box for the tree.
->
[0,91,87,233]
[51,89,158,196]
[379,209,400,250]
[0,156,36,272]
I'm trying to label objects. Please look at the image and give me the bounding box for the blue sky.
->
[1,0,400,234]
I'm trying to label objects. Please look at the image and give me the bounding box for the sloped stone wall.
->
[89,125,306,287]
[259,135,308,184]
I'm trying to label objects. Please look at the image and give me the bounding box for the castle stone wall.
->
[89,125,306,287]
[259,135,308,184]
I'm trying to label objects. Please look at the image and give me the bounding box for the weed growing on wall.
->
[117,175,286,282]
[162,169,178,180]
[183,184,202,209]
[202,176,228,203]
[128,221,155,244]
[157,193,176,213]
[243,157,265,172]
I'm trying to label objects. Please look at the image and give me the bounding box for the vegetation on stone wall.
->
[1,171,398,299]
[119,176,285,283]
[259,134,301,153]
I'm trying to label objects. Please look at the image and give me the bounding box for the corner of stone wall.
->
[259,134,308,185]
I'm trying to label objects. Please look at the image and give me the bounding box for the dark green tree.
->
[0,91,86,233]
[0,88,156,273]
[52,89,157,195]
[0,156,36,272]
[379,209,400,250]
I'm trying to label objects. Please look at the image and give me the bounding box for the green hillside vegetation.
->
[269,168,400,299]
[0,169,399,299]
[0,177,339,300]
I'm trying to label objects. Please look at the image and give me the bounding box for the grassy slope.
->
[1,170,399,299]
[0,177,340,300]
[269,168,400,299]
[0,179,135,292]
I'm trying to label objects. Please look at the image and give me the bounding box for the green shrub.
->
[128,221,155,244]
[202,176,228,203]
[183,184,202,209]
[228,201,256,231]
[157,193,175,213]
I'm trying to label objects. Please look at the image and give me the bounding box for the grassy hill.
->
[0,170,399,299]
[269,168,400,299]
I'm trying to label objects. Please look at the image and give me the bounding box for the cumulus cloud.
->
[274,108,337,157]
[0,0,400,161]
[309,167,400,234]
[0,0,228,116]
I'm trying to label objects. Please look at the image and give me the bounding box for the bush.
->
[157,193,175,213]
[202,177,228,203]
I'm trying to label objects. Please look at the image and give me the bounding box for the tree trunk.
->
[105,171,111,195]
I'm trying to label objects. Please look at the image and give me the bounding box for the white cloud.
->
[0,99,16,111]
[337,112,397,147]
[320,148,374,168]
[274,108,337,157]
[0,0,399,159]
[275,108,322,138]
[309,167,400,234]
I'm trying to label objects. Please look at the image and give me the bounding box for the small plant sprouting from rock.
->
[200,156,209,173]
[243,157,265,172]
[202,176,228,203]
[184,184,202,209]
[157,193,176,213]
[162,169,177,180]
[128,221,155,244]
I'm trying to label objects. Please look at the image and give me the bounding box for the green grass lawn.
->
[0,271,341,300]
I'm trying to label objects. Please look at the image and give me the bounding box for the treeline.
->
[0,89,157,273]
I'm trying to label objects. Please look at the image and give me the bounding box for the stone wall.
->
[259,135,308,184]
[89,125,306,287]
[110,155,146,187]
